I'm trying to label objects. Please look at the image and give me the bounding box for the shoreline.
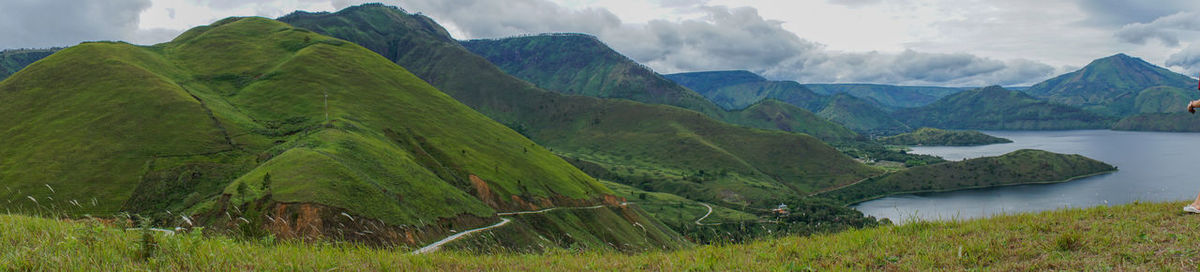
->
[840,169,1119,206]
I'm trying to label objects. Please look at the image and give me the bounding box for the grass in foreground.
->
[4,201,1200,270]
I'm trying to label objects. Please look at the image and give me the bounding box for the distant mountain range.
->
[461,35,860,142]
[665,71,910,135]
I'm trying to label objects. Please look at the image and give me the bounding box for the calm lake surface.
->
[853,130,1200,223]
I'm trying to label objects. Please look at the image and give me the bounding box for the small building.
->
[771,203,789,215]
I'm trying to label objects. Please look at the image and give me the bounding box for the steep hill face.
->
[1024,53,1196,116]
[280,4,881,208]
[804,83,965,109]
[460,35,723,117]
[0,17,685,249]
[896,86,1115,130]
[0,48,58,80]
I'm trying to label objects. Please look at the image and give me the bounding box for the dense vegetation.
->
[804,83,965,109]
[822,149,1117,204]
[878,128,1012,146]
[280,5,881,212]
[0,48,58,80]
[0,16,687,250]
[1024,53,1197,117]
[895,86,1116,130]
[6,201,1198,270]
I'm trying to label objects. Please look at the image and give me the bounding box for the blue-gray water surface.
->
[852,130,1200,223]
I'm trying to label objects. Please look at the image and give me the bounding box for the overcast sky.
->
[3,0,1199,86]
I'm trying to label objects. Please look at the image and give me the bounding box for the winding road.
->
[694,203,720,226]
[412,204,611,254]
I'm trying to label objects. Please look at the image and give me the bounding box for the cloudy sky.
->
[3,0,1199,86]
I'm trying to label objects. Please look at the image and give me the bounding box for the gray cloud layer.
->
[398,0,1056,86]
[0,0,152,49]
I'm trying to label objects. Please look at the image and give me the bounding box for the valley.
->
[3,1,1200,269]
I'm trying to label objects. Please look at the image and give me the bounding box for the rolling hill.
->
[0,48,58,80]
[821,149,1116,204]
[877,128,1012,146]
[1024,53,1197,117]
[895,86,1115,130]
[279,4,881,211]
[0,16,693,251]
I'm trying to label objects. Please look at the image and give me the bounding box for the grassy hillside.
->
[878,128,1012,146]
[460,35,860,142]
[817,93,913,135]
[896,86,1115,130]
[1113,112,1200,132]
[822,149,1116,204]
[725,99,860,141]
[805,83,965,108]
[7,201,1199,270]
[0,48,58,80]
[1133,86,1196,114]
[1025,53,1197,117]
[279,4,881,210]
[0,16,671,249]
[1108,86,1200,132]
[460,34,723,117]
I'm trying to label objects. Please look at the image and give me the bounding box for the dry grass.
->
[5,201,1200,270]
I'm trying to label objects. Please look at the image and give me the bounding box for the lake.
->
[852,130,1200,223]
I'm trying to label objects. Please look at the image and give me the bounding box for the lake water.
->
[852,130,1200,223]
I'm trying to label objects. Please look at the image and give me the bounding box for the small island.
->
[878,127,1012,146]
[821,149,1117,204]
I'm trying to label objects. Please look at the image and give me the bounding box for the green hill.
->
[896,86,1115,130]
[1133,86,1196,114]
[0,48,58,80]
[0,16,696,251]
[817,93,913,135]
[661,70,766,94]
[821,149,1116,204]
[1107,86,1200,132]
[724,99,860,141]
[1025,53,1197,117]
[805,83,966,109]
[460,34,860,142]
[8,200,1198,270]
[460,34,723,117]
[279,4,880,211]
[1112,112,1200,132]
[878,128,1012,146]
[664,71,907,135]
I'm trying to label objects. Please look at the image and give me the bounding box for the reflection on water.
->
[853,130,1200,223]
